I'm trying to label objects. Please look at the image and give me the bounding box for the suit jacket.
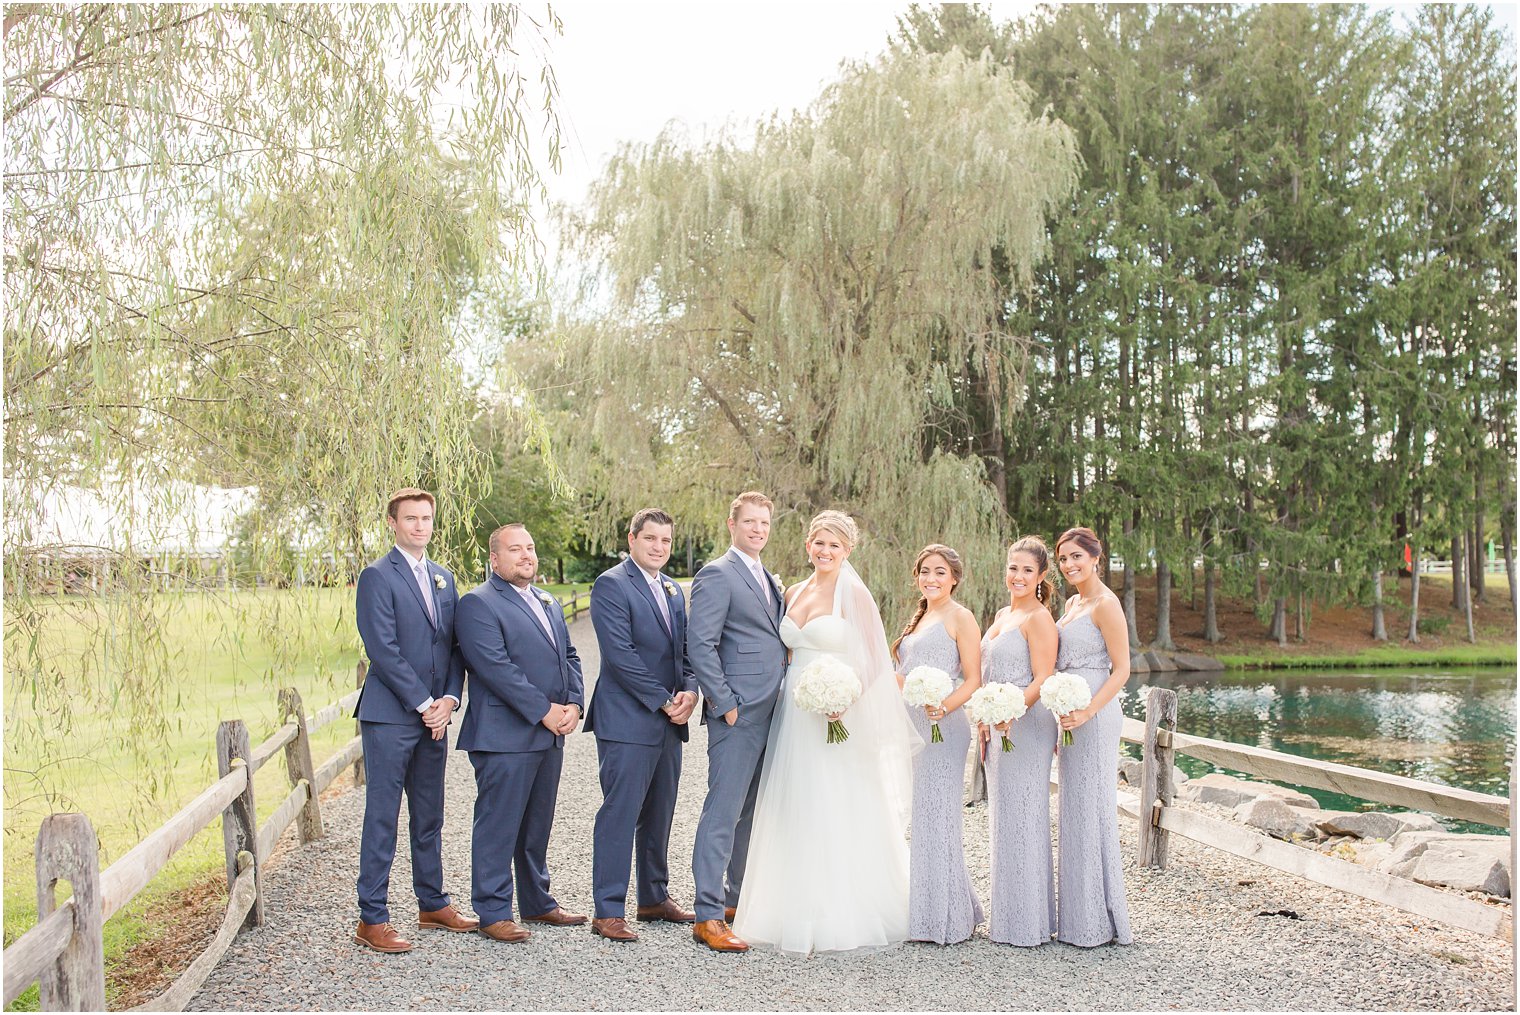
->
[585,558,698,746]
[686,549,788,724]
[455,573,585,753]
[354,547,464,724]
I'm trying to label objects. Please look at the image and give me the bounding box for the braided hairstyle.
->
[891,543,964,662]
[1008,535,1056,606]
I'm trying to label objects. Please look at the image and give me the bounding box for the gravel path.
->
[191,619,1515,1011]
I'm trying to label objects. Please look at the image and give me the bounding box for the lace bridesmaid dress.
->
[982,625,1056,946]
[897,622,982,944]
[1053,613,1133,946]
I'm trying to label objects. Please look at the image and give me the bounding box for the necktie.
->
[751,559,771,604]
[650,577,672,633]
[523,588,556,644]
[414,563,436,622]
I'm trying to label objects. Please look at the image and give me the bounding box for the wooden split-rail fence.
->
[1122,687,1515,944]
[2,658,1513,1011]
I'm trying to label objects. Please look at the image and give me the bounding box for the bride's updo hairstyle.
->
[806,510,858,550]
[1008,535,1056,605]
[891,543,963,662]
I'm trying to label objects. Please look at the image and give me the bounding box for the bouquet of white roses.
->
[901,666,954,743]
[1039,671,1093,747]
[966,683,1027,752]
[792,658,862,744]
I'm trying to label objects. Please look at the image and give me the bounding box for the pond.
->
[1119,666,1516,833]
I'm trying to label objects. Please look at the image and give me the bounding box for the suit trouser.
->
[468,747,562,925]
[591,730,683,918]
[356,720,451,924]
[692,706,772,923]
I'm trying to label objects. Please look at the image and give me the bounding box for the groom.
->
[688,491,788,952]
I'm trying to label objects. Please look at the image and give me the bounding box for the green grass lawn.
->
[2,581,588,1009]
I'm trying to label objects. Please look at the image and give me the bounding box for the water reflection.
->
[1123,666,1516,830]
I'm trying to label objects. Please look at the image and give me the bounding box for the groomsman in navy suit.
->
[353,488,477,953]
[585,509,700,942]
[455,523,586,943]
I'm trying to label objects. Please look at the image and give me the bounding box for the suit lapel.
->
[391,549,438,629]
[625,558,676,643]
[731,550,780,633]
[496,577,556,650]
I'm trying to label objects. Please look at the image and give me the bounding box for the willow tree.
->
[551,47,1077,620]
[4,5,559,822]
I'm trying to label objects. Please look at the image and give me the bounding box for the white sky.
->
[540,1,1039,212]
[539,1,1518,215]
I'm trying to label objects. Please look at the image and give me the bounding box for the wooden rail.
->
[2,669,371,1011]
[1128,687,1515,942]
[561,588,589,622]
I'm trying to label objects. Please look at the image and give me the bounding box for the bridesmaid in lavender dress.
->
[978,536,1060,947]
[891,544,984,944]
[1051,526,1133,947]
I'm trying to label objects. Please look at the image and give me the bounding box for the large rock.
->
[1387,837,1513,897]
[1141,649,1179,672]
[1314,811,1441,841]
[1234,797,1324,841]
[1128,652,1151,675]
[1381,830,1508,867]
[1184,772,1319,810]
[1171,651,1226,671]
[1185,773,1262,808]
[1118,759,1143,785]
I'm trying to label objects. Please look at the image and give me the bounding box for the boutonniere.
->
[662,580,678,598]
[769,572,783,592]
[536,590,555,605]
[433,573,447,590]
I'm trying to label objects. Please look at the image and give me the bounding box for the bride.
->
[732,510,924,954]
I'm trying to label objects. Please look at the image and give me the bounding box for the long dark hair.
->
[1008,535,1055,605]
[891,544,964,662]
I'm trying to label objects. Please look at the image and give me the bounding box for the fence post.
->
[278,687,324,844]
[35,814,105,1011]
[217,720,264,927]
[1139,686,1179,869]
[353,661,367,787]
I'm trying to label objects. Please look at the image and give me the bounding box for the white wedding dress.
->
[732,564,923,954]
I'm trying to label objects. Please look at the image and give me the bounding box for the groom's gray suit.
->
[689,548,788,924]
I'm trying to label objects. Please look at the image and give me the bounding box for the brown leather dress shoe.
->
[693,919,749,952]
[478,919,531,943]
[418,904,479,933]
[354,921,413,953]
[522,906,588,926]
[636,897,696,923]
[591,916,639,941]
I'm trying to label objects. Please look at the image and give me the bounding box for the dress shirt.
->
[395,545,458,712]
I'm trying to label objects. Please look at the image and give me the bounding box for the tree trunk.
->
[1451,534,1466,613]
[1370,569,1388,641]
[1472,476,1485,602]
[1153,560,1176,650]
[1203,558,1221,643]
[1407,552,1421,643]
[1122,512,1140,649]
[1271,596,1287,647]
[1295,589,1307,642]
[1461,532,1476,643]
[1504,503,1516,607]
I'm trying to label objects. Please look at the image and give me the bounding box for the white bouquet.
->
[1039,671,1093,747]
[966,683,1027,752]
[901,666,954,743]
[792,657,862,744]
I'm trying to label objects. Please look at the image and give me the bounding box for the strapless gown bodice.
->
[780,614,851,667]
